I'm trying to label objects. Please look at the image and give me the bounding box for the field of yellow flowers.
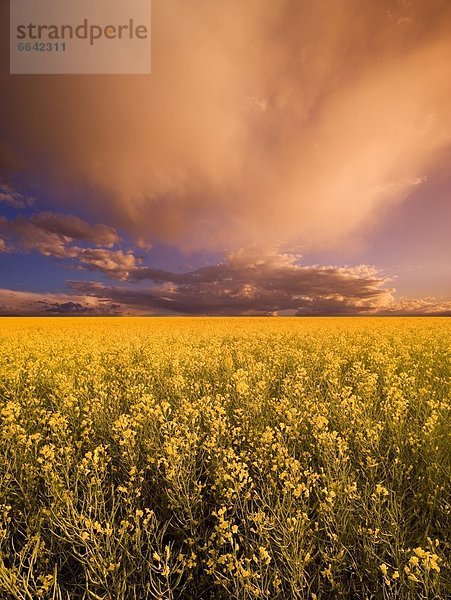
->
[0,317,449,599]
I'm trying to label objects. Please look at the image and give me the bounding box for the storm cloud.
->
[63,248,394,315]
[1,1,451,252]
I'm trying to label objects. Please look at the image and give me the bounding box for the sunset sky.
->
[1,0,450,315]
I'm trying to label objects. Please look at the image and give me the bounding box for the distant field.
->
[0,317,450,599]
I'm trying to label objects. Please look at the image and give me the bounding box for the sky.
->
[0,0,450,316]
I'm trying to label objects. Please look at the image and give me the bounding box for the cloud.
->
[40,300,122,315]
[1,205,448,315]
[30,212,119,247]
[71,248,138,279]
[0,182,34,209]
[41,301,95,315]
[65,248,395,315]
[2,246,450,316]
[0,211,119,249]
[0,289,121,316]
[0,214,68,257]
[1,1,451,252]
[0,212,136,279]
[378,297,451,317]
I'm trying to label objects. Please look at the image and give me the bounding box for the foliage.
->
[0,317,449,599]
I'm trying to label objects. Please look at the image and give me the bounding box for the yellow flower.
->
[374,484,389,497]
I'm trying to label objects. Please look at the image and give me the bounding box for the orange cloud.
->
[1,1,451,254]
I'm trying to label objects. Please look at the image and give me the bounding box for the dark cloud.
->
[1,245,449,315]
[0,212,134,279]
[43,301,95,315]
[1,206,449,315]
[40,301,122,315]
[0,214,69,256]
[30,212,119,246]
[66,249,395,315]
[0,211,119,251]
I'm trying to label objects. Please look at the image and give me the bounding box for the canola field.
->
[0,317,450,599]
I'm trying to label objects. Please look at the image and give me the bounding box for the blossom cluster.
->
[0,316,449,598]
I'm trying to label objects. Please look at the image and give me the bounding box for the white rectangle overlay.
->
[10,0,151,74]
